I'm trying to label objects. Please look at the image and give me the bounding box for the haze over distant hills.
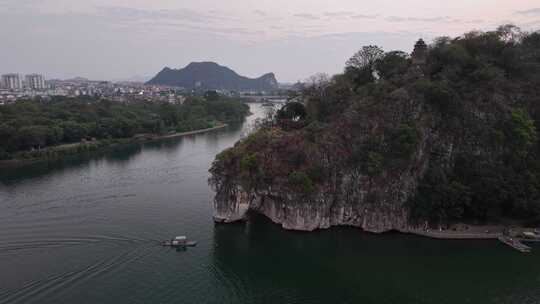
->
[113,75,152,83]
[146,62,278,91]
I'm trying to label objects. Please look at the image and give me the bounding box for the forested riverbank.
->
[0,95,249,163]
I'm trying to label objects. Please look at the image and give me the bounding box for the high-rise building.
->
[25,74,46,90]
[1,74,22,90]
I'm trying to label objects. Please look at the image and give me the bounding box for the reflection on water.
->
[0,103,539,304]
[0,144,142,185]
[212,215,540,304]
[0,106,258,186]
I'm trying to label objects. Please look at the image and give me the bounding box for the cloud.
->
[321,11,378,20]
[129,19,267,37]
[386,16,457,23]
[351,14,379,19]
[0,0,43,13]
[516,8,540,15]
[1,5,268,42]
[293,11,376,21]
[323,11,353,18]
[96,6,232,24]
[522,19,540,27]
[293,13,320,20]
[253,10,267,16]
[87,5,260,40]
[466,19,485,24]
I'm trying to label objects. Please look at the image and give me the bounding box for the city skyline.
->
[1,0,540,82]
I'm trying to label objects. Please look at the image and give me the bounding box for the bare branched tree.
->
[305,73,331,100]
[345,45,384,70]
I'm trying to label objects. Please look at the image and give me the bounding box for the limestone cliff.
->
[210,86,433,232]
[210,30,540,231]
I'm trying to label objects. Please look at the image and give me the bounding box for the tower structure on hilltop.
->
[411,39,428,65]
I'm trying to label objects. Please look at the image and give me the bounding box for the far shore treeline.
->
[0,94,249,160]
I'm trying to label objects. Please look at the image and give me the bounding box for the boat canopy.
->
[175,236,187,241]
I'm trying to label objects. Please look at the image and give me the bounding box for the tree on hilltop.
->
[346,45,384,71]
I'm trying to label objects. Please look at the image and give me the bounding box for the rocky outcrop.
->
[211,128,431,232]
[212,177,414,232]
[251,194,410,232]
[212,185,251,223]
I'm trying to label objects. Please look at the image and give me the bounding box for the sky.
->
[1,0,539,82]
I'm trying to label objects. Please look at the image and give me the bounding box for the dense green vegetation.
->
[0,94,249,160]
[211,25,540,226]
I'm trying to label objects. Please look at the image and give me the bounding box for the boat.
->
[498,235,531,253]
[517,231,540,243]
[162,236,198,247]
[261,99,275,107]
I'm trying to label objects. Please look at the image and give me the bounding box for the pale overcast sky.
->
[1,0,539,82]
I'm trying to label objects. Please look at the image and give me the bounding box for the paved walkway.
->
[400,224,505,239]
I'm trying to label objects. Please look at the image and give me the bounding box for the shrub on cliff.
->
[390,124,420,158]
[410,167,472,224]
[287,171,314,193]
[365,152,384,176]
[240,153,258,172]
[507,108,537,154]
[420,81,457,115]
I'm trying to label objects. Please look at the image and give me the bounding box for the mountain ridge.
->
[147,62,278,91]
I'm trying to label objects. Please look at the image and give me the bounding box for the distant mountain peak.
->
[186,61,220,67]
[147,62,278,91]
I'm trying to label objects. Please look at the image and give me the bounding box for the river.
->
[0,103,539,304]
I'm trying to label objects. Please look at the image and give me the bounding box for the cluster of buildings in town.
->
[0,73,291,106]
[0,74,189,105]
[2,74,46,90]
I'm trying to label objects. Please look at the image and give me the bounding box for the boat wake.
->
[0,242,156,304]
[0,235,149,255]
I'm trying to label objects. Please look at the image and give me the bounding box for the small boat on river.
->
[261,99,275,107]
[162,236,198,247]
[498,235,531,253]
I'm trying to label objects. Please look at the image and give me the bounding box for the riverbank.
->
[156,124,227,140]
[399,225,540,253]
[0,124,228,169]
[400,225,504,240]
[221,207,538,241]
[404,224,540,241]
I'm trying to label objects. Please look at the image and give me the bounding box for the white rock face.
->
[252,197,409,232]
[212,147,428,232]
[213,186,251,223]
